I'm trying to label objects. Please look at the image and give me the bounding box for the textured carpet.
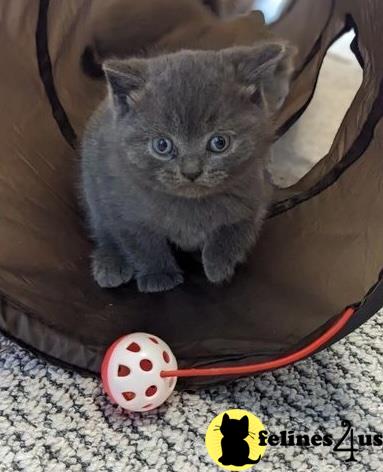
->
[1,32,382,472]
[1,314,382,471]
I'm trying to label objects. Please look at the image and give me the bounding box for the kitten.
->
[219,413,261,466]
[80,42,294,293]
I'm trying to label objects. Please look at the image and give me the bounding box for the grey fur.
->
[80,42,294,292]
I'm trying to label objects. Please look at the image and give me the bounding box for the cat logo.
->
[205,409,268,470]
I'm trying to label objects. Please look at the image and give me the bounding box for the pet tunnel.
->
[0,0,382,387]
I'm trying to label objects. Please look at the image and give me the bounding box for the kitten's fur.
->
[81,43,294,292]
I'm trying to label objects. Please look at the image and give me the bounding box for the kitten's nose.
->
[182,170,202,182]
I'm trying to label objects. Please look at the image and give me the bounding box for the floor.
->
[1,313,382,471]
[270,33,363,187]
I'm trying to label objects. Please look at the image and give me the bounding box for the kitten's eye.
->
[208,135,230,153]
[152,137,174,159]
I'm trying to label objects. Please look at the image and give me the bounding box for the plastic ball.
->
[101,332,178,412]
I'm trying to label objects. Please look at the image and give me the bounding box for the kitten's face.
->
[220,413,249,439]
[105,44,293,198]
[116,60,269,198]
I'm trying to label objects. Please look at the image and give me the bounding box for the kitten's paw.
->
[202,246,237,284]
[92,247,133,288]
[136,272,184,293]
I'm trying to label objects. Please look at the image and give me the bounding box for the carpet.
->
[1,313,382,471]
[0,32,381,472]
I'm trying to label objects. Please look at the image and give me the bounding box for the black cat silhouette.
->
[218,413,261,467]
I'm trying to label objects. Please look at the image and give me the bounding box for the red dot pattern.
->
[145,386,157,397]
[140,359,153,371]
[118,365,130,377]
[122,391,136,401]
[127,342,140,352]
[114,337,172,409]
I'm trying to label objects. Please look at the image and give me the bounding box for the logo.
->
[205,409,268,470]
[206,414,383,466]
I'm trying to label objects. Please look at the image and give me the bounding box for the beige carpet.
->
[270,44,363,187]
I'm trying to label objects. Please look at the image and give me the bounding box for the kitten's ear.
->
[240,415,249,429]
[103,59,148,116]
[226,41,296,112]
[222,413,230,425]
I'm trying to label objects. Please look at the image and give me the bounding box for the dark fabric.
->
[272,78,383,216]
[36,0,77,148]
[0,0,382,387]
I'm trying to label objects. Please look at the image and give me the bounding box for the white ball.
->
[101,332,178,412]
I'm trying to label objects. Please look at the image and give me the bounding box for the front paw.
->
[202,245,237,284]
[136,271,184,293]
[92,247,133,288]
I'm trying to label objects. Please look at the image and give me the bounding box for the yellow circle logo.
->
[205,409,268,470]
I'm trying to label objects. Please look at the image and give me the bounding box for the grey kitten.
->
[80,42,294,293]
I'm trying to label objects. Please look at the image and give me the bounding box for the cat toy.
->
[101,307,354,412]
